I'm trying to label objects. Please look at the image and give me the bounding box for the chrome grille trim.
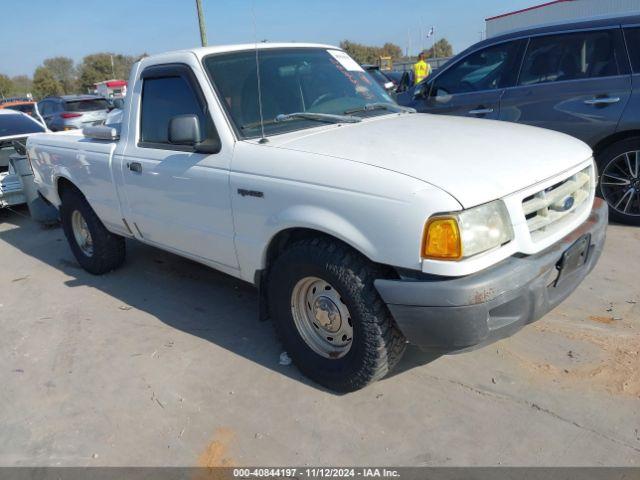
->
[522,165,593,242]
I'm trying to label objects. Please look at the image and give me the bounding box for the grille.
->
[522,165,593,242]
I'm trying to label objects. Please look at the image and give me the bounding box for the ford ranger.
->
[26,43,607,392]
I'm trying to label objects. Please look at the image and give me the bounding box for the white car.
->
[26,43,607,391]
[0,109,46,209]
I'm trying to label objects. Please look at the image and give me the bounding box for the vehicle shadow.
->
[0,207,441,393]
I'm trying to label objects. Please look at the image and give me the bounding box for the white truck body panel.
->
[27,43,596,283]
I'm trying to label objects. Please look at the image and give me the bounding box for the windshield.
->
[64,99,109,112]
[0,113,45,138]
[203,47,394,138]
[366,68,393,87]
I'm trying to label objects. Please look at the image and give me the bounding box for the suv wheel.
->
[597,138,640,226]
[268,238,406,392]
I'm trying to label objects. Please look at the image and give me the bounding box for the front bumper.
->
[375,198,608,351]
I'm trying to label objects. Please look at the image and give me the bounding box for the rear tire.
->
[268,238,406,392]
[596,138,640,226]
[60,188,126,274]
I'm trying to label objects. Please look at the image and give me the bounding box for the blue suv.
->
[398,15,640,225]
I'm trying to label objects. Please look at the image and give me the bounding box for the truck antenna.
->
[252,1,268,143]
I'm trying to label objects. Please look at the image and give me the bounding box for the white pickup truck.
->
[27,43,607,392]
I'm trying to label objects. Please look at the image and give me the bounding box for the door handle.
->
[127,161,142,173]
[468,108,494,115]
[584,97,620,106]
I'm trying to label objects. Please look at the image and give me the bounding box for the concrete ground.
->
[0,206,638,467]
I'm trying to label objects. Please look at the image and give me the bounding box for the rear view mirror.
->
[169,114,202,145]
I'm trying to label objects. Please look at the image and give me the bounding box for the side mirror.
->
[434,88,453,103]
[168,114,222,154]
[169,114,202,145]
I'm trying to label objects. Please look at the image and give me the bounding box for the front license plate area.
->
[555,234,591,287]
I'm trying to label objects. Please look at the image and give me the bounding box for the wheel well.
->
[57,177,83,200]
[593,130,640,157]
[260,228,397,283]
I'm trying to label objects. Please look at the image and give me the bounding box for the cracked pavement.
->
[1,207,638,466]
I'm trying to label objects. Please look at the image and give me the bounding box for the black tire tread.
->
[60,188,126,274]
[268,237,406,392]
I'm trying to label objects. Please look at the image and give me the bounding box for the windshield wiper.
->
[275,112,361,123]
[344,102,416,115]
[241,112,361,130]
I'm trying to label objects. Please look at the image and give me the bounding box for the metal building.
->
[486,0,640,37]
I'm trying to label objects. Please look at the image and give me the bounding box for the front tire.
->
[268,238,406,392]
[60,188,126,274]
[596,138,640,226]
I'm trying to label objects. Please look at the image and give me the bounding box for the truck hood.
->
[269,113,593,208]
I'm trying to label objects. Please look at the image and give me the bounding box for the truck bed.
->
[27,131,125,235]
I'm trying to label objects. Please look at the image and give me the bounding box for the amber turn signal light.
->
[423,217,462,260]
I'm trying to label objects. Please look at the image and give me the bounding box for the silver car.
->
[38,95,109,132]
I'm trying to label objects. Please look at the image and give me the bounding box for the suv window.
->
[38,101,50,116]
[519,30,620,86]
[625,27,640,73]
[140,76,209,146]
[432,40,524,96]
[65,99,109,112]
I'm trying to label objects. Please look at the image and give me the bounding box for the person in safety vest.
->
[413,52,432,85]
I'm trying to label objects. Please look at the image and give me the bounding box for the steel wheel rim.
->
[601,150,640,217]
[290,276,353,359]
[71,210,94,257]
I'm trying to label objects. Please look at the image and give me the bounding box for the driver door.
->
[420,39,526,120]
[119,64,238,270]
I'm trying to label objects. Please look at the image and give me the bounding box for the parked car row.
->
[4,16,637,391]
[395,14,640,225]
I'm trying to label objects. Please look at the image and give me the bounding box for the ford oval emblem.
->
[551,196,575,212]
[563,197,576,212]
[561,196,575,211]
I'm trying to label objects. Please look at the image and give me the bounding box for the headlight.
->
[423,200,514,260]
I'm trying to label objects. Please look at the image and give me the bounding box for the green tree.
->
[11,75,33,96]
[339,40,404,65]
[424,38,453,59]
[77,52,141,92]
[0,74,14,98]
[43,56,76,93]
[32,67,63,99]
[380,43,403,59]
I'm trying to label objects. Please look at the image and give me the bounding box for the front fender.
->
[264,204,378,263]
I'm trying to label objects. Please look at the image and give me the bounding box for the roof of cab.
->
[141,42,340,64]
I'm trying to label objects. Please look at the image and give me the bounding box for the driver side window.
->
[433,40,524,97]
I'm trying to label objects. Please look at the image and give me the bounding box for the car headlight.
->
[423,200,514,260]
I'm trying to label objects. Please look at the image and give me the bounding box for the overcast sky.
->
[1,0,539,77]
